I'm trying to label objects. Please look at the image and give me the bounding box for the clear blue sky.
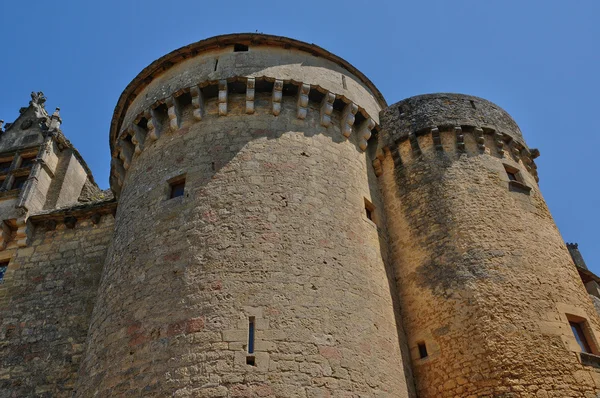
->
[1,1,598,272]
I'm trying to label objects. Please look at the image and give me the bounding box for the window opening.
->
[0,161,12,173]
[570,321,592,353]
[20,157,35,168]
[504,165,520,182]
[246,356,255,366]
[364,198,376,224]
[234,43,249,52]
[0,260,7,283]
[418,342,428,359]
[12,175,28,190]
[169,177,185,199]
[248,317,255,354]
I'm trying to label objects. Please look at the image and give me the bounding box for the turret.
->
[377,93,600,397]
[76,34,413,397]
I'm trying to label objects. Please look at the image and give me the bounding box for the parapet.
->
[380,93,526,148]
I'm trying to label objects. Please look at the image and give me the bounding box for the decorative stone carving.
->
[320,92,335,127]
[272,79,283,116]
[246,78,255,114]
[218,80,228,116]
[297,83,310,119]
[341,103,358,138]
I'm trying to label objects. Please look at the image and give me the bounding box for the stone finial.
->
[358,118,376,151]
[297,83,310,119]
[190,86,204,121]
[245,77,256,114]
[48,107,62,131]
[341,103,358,138]
[218,80,228,116]
[30,91,46,107]
[0,120,4,132]
[320,92,335,127]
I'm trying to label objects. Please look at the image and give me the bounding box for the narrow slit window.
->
[570,321,592,353]
[418,342,428,359]
[169,177,186,199]
[0,260,8,283]
[248,317,255,354]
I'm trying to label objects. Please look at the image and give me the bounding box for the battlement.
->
[376,94,540,182]
[109,34,387,195]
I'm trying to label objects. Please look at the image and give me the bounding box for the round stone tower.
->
[76,34,413,396]
[377,94,600,397]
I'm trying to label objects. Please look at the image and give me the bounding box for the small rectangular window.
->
[12,175,28,190]
[364,198,376,225]
[234,43,249,52]
[418,342,428,358]
[169,177,185,199]
[570,321,592,353]
[0,260,8,283]
[504,164,520,182]
[246,356,255,366]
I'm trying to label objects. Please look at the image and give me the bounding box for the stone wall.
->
[77,92,412,397]
[0,209,114,397]
[378,97,600,397]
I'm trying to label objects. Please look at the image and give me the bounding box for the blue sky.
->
[0,1,599,272]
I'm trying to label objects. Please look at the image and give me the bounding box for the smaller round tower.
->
[377,93,600,397]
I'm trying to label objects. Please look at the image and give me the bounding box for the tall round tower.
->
[377,94,600,397]
[76,34,413,396]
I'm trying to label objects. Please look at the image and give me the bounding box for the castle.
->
[0,33,599,397]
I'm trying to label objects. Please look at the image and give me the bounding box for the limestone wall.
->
[77,88,412,396]
[378,96,600,397]
[0,210,114,397]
